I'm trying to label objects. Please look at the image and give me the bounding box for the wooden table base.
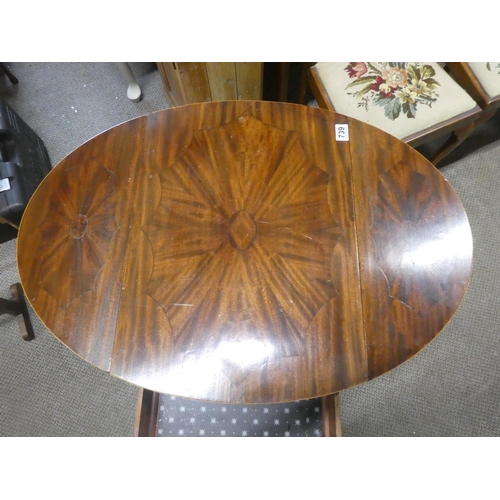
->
[0,283,35,341]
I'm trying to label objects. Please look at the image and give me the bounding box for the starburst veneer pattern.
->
[17,101,473,403]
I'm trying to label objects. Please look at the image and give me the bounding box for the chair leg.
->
[0,283,35,341]
[430,122,476,165]
[321,393,342,437]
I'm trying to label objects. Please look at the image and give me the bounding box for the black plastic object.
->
[0,100,51,226]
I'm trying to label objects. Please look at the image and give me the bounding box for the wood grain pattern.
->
[156,63,263,105]
[321,393,341,437]
[347,119,473,378]
[206,62,238,101]
[156,63,183,106]
[235,63,263,100]
[176,63,211,103]
[17,101,472,403]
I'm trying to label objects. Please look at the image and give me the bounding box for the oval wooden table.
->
[17,101,473,434]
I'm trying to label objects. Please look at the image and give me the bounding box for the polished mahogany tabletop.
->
[17,101,473,403]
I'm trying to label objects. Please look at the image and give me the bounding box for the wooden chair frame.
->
[446,62,500,128]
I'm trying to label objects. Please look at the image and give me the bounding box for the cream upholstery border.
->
[467,62,500,99]
[314,62,477,140]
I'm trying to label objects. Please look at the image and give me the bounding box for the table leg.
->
[321,393,342,437]
[0,283,35,341]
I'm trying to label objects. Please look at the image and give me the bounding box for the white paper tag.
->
[0,178,11,193]
[335,124,349,141]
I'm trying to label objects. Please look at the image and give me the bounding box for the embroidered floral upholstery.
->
[343,62,440,120]
[314,62,478,141]
[466,62,500,98]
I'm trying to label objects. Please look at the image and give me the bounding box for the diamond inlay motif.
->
[227,210,257,250]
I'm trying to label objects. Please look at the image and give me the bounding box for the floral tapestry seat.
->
[309,62,482,164]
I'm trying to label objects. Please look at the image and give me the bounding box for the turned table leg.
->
[0,283,35,341]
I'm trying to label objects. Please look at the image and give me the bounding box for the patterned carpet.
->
[156,395,324,437]
[1,62,500,436]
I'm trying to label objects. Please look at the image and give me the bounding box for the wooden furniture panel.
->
[175,62,211,103]
[157,63,263,105]
[206,62,237,101]
[235,62,263,100]
[157,63,183,106]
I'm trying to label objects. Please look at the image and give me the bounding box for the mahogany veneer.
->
[17,101,473,403]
